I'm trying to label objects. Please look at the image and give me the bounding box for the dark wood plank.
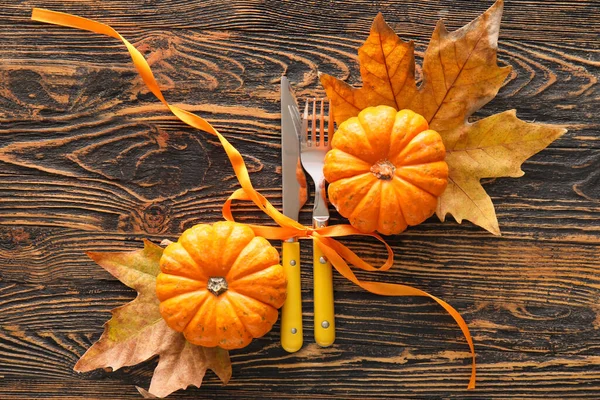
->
[2,6,600,136]
[3,356,600,399]
[2,283,600,398]
[0,0,599,398]
[2,0,600,42]
[2,282,600,355]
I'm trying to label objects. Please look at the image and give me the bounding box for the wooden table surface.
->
[1,1,599,398]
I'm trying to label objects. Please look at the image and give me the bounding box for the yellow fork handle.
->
[281,241,303,352]
[313,240,335,347]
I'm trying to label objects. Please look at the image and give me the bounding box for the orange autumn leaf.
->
[76,241,232,398]
[320,0,566,235]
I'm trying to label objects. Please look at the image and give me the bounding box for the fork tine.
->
[300,99,308,147]
[319,99,325,147]
[311,98,317,145]
[327,100,333,147]
[301,97,334,148]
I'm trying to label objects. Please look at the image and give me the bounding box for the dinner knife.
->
[280,76,307,353]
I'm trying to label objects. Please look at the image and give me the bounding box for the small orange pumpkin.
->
[323,106,449,235]
[156,221,286,350]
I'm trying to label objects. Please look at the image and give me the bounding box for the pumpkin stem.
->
[207,277,228,296]
[371,160,396,180]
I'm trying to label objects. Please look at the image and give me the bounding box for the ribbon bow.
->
[31,8,476,389]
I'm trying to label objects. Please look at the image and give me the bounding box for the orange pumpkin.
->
[156,221,286,350]
[323,106,448,235]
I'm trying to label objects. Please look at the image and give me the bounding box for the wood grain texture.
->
[0,0,599,398]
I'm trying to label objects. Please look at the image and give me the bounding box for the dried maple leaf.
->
[320,0,566,235]
[76,240,231,398]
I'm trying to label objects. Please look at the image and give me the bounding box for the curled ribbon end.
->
[468,362,476,390]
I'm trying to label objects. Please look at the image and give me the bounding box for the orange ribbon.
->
[31,8,476,389]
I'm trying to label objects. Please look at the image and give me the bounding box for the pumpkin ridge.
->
[330,173,377,217]
[214,222,235,273]
[392,178,413,226]
[229,265,286,309]
[352,179,380,215]
[357,105,395,156]
[342,151,372,168]
[160,269,199,281]
[350,179,381,230]
[166,290,210,331]
[160,244,209,281]
[393,173,438,198]
[224,294,253,339]
[156,273,206,301]
[333,118,378,163]
[226,291,277,338]
[228,290,268,310]
[217,295,251,349]
[376,178,384,230]
[214,221,255,275]
[184,293,218,347]
[229,285,280,308]
[387,129,422,160]
[323,149,372,183]
[334,171,373,184]
[387,115,425,160]
[378,180,405,234]
[158,264,206,282]
[161,273,204,284]
[391,130,443,166]
[228,263,279,285]
[394,158,444,167]
[226,237,279,282]
[227,288,259,306]
[169,289,210,301]
[178,225,215,275]
[394,162,435,168]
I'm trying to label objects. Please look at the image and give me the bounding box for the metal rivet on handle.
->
[321,320,330,329]
[290,259,296,266]
[291,328,297,334]
[319,256,326,264]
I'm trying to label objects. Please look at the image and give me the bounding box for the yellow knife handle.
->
[281,241,303,352]
[313,240,335,347]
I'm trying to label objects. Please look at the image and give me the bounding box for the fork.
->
[299,98,335,347]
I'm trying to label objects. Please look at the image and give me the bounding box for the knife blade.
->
[280,76,307,353]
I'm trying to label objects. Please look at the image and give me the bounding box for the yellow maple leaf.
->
[320,0,566,235]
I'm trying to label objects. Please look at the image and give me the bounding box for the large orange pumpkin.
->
[156,221,286,350]
[323,106,449,235]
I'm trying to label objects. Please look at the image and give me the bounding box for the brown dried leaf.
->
[320,12,416,123]
[409,1,511,133]
[320,0,566,234]
[76,240,231,398]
